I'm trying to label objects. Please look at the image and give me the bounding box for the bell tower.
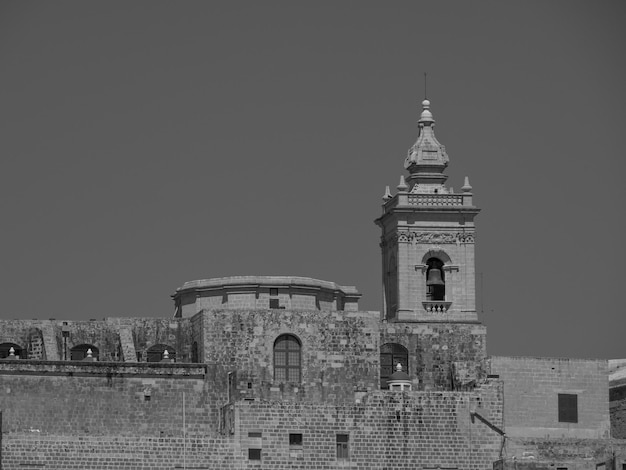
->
[375,99,480,323]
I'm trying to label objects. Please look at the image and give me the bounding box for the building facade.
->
[0,99,623,469]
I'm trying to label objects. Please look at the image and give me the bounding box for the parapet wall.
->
[173,276,362,318]
[0,317,196,363]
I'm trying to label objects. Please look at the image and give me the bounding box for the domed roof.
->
[388,363,410,382]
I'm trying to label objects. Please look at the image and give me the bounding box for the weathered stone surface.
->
[490,356,610,439]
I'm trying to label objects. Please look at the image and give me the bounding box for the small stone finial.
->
[383,185,392,201]
[397,175,408,192]
[396,363,403,372]
[419,99,434,123]
[163,349,169,359]
[83,348,96,361]
[462,176,472,192]
[9,347,15,356]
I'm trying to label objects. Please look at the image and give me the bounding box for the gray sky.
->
[1,1,624,359]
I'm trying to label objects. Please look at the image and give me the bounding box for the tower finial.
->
[424,72,427,100]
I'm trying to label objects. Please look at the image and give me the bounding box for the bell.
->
[426,268,444,286]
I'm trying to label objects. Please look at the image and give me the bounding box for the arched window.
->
[380,343,408,389]
[426,257,445,301]
[274,334,301,383]
[0,342,26,359]
[70,344,99,361]
[146,344,176,362]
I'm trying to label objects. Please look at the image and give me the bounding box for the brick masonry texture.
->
[497,438,626,470]
[2,434,236,469]
[490,356,610,439]
[233,384,503,470]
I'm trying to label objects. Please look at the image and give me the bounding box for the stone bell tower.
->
[375,99,480,323]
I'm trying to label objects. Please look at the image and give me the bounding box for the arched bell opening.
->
[426,257,445,301]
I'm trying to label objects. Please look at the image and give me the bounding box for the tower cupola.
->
[404,99,450,191]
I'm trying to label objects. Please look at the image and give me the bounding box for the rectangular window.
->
[269,298,280,309]
[270,288,278,296]
[248,448,261,460]
[558,393,578,423]
[289,433,303,447]
[337,434,349,460]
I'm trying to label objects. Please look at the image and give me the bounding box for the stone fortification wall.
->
[233,383,503,470]
[0,317,196,363]
[381,322,487,390]
[0,361,212,437]
[497,438,626,470]
[490,356,610,439]
[2,435,236,469]
[200,309,380,404]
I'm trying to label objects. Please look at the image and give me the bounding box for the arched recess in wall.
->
[0,342,26,359]
[274,334,301,383]
[380,343,408,389]
[70,344,99,361]
[146,344,176,362]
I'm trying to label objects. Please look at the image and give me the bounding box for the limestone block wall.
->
[0,318,196,363]
[490,356,610,439]
[498,438,626,470]
[0,361,208,437]
[2,435,236,470]
[0,319,47,359]
[200,309,380,404]
[381,322,487,390]
[233,383,503,470]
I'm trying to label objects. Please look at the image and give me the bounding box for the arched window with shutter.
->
[380,343,408,389]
